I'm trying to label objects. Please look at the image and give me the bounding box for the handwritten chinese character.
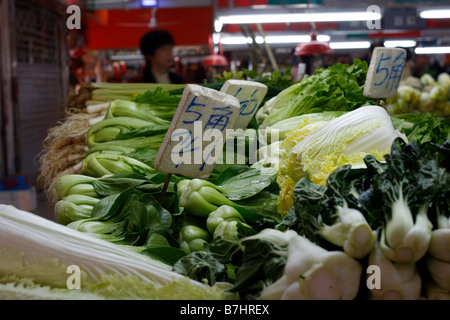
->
[375,51,406,92]
[239,89,259,116]
[183,96,205,124]
[203,106,234,133]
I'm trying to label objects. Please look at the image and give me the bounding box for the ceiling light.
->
[216,11,382,25]
[295,33,334,56]
[220,36,253,45]
[219,34,330,45]
[329,41,371,49]
[141,0,157,7]
[419,9,450,19]
[384,40,417,48]
[264,35,330,43]
[415,46,450,54]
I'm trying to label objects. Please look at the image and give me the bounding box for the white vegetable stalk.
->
[426,255,450,291]
[258,230,362,300]
[428,215,450,263]
[381,200,432,263]
[368,244,422,300]
[0,205,206,288]
[318,206,377,259]
[86,103,110,114]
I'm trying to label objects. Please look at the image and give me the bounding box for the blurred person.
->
[130,29,184,84]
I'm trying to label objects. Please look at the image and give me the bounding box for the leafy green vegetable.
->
[257,59,373,128]
[178,167,281,223]
[283,138,449,264]
[179,225,211,254]
[172,251,229,286]
[283,173,377,259]
[233,229,362,300]
[392,112,450,145]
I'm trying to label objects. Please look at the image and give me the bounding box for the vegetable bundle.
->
[38,83,184,203]
[256,59,373,128]
[385,73,450,115]
[282,138,449,299]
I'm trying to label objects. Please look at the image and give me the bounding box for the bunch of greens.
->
[282,138,449,299]
[53,172,188,265]
[256,59,373,129]
[54,166,282,274]
[171,166,283,285]
[384,72,450,115]
[82,88,181,177]
[392,112,450,145]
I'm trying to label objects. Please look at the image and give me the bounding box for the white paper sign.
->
[364,47,407,99]
[220,80,268,129]
[154,84,240,179]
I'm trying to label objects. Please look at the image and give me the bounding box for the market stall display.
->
[1,59,449,300]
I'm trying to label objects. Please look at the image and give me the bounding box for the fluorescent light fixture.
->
[219,34,330,45]
[329,41,371,49]
[216,11,382,24]
[415,46,450,54]
[142,0,157,6]
[384,40,417,48]
[264,34,330,44]
[419,9,450,19]
[220,37,253,45]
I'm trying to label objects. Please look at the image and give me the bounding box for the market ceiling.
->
[84,0,450,50]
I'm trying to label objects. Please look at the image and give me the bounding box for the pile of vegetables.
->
[3,59,449,300]
[38,83,185,203]
[385,73,450,115]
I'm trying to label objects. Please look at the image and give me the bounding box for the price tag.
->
[154,84,240,179]
[364,47,407,99]
[220,80,268,129]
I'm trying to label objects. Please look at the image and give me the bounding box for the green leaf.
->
[90,188,137,221]
[216,166,277,201]
[145,233,171,248]
[141,194,173,231]
[231,238,287,299]
[127,201,150,234]
[141,246,187,266]
[92,173,148,196]
[172,251,229,286]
